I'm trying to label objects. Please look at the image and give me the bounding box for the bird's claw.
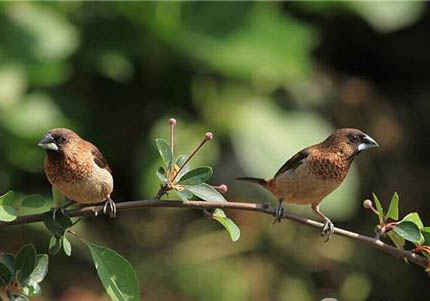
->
[102,198,116,218]
[320,219,335,242]
[51,207,68,220]
[272,206,284,224]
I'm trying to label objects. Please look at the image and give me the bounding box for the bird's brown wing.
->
[274,149,309,177]
[91,144,112,173]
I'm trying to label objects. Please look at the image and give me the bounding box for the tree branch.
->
[0,199,428,269]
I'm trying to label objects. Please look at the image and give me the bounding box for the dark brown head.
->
[38,128,81,154]
[322,128,379,159]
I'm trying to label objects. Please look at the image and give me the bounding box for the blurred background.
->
[1,1,429,300]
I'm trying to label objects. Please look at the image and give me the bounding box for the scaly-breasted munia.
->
[238,128,378,241]
[38,128,116,217]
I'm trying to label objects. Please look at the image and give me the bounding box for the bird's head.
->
[38,128,80,154]
[324,128,379,159]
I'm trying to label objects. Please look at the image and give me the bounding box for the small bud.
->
[363,199,373,209]
[205,132,213,141]
[169,118,177,126]
[216,184,228,194]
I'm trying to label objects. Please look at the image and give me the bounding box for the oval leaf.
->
[21,195,46,209]
[63,236,72,256]
[43,214,73,237]
[48,236,62,255]
[0,191,17,222]
[0,262,12,286]
[402,212,424,229]
[184,183,226,202]
[1,254,15,272]
[178,167,213,185]
[385,192,399,221]
[85,241,140,301]
[393,221,421,244]
[27,254,48,284]
[212,209,240,242]
[15,244,37,282]
[174,189,193,202]
[155,138,172,169]
[156,167,168,185]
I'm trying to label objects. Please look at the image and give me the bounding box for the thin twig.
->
[0,199,428,269]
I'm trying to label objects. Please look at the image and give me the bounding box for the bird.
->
[38,128,116,218]
[237,128,378,241]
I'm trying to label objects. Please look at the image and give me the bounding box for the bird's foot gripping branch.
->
[154,118,239,241]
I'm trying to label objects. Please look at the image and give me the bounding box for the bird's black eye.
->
[55,135,66,144]
[349,134,359,143]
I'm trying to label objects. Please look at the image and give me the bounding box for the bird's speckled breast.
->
[273,151,350,205]
[45,152,113,204]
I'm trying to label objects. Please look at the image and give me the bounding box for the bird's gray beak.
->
[38,134,58,151]
[358,134,379,152]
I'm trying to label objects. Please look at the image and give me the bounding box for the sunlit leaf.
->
[372,193,384,224]
[63,236,72,256]
[48,236,62,255]
[27,254,48,284]
[0,191,17,222]
[393,221,421,244]
[385,192,399,221]
[22,282,41,297]
[212,209,240,242]
[85,241,140,301]
[177,167,213,185]
[401,212,424,229]
[174,189,193,202]
[387,231,405,249]
[155,138,172,169]
[184,183,226,202]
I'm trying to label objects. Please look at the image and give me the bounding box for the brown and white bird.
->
[38,128,116,217]
[238,128,378,241]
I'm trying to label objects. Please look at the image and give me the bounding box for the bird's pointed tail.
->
[236,177,268,186]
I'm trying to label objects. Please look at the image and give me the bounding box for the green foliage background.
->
[1,2,429,300]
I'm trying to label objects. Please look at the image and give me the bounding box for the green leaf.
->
[15,244,37,283]
[0,191,18,222]
[63,236,72,256]
[21,195,46,209]
[0,262,11,287]
[387,231,405,249]
[85,241,140,301]
[175,155,190,181]
[155,138,172,169]
[43,214,73,237]
[421,227,430,246]
[48,236,62,255]
[9,294,29,301]
[22,282,41,297]
[393,221,422,244]
[177,167,213,185]
[27,255,48,284]
[156,167,168,185]
[174,189,193,202]
[184,183,226,202]
[385,192,399,221]
[372,193,384,224]
[402,212,424,229]
[212,209,240,242]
